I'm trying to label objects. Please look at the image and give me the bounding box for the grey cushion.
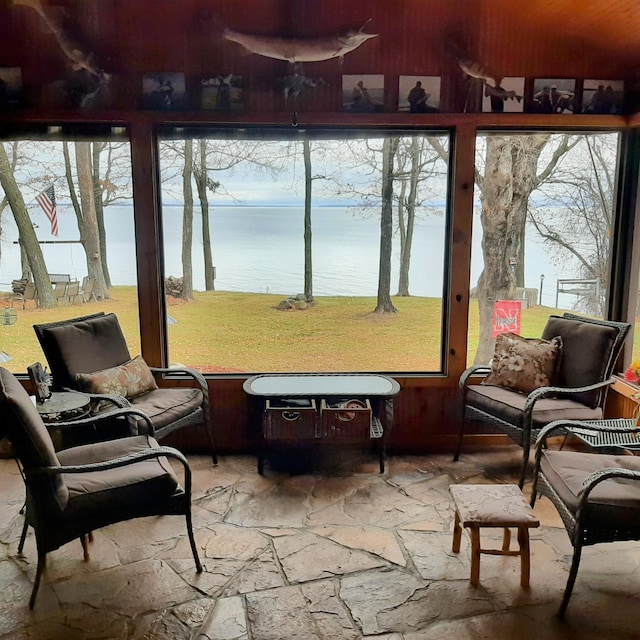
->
[541,450,640,529]
[466,384,602,427]
[57,435,179,519]
[541,315,618,408]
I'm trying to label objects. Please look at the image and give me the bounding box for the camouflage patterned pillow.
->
[482,332,563,394]
[76,355,158,399]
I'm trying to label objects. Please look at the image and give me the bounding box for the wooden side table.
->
[449,484,540,587]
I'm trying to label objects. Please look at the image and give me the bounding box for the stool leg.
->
[502,527,511,552]
[452,512,462,553]
[517,525,531,588]
[470,526,481,586]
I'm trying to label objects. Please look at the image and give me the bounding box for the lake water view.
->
[0,204,570,304]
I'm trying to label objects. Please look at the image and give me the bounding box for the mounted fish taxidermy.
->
[445,32,522,113]
[223,19,377,64]
[223,19,377,107]
[12,0,111,108]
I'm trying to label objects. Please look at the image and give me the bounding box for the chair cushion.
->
[76,355,158,399]
[541,450,640,529]
[129,387,203,431]
[58,435,180,519]
[483,332,562,393]
[541,315,619,408]
[466,384,603,428]
[35,313,131,390]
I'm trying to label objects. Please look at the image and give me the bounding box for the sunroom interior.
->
[2,0,640,635]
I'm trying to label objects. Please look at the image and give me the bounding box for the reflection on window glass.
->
[469,132,620,367]
[158,131,451,374]
[0,133,139,373]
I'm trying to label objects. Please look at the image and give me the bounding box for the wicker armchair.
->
[531,419,640,616]
[0,366,202,608]
[33,312,216,463]
[455,313,631,488]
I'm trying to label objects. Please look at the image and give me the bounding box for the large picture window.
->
[158,129,451,374]
[0,129,139,373]
[469,131,621,366]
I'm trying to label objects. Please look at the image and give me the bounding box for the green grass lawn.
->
[2,287,637,374]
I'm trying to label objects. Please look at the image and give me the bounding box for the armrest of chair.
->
[149,365,210,424]
[459,365,492,390]
[523,378,615,428]
[579,467,640,504]
[49,407,155,437]
[30,445,193,495]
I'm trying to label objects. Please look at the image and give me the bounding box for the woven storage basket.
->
[264,398,318,440]
[320,398,372,443]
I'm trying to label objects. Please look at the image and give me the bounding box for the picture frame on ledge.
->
[398,76,441,113]
[582,79,624,115]
[142,72,186,111]
[200,74,244,110]
[342,74,385,113]
[528,78,576,114]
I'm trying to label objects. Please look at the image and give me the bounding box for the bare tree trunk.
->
[375,137,399,314]
[75,142,109,299]
[197,142,215,291]
[181,139,194,300]
[397,137,419,296]
[92,142,111,288]
[0,143,55,306]
[474,134,549,364]
[303,138,313,302]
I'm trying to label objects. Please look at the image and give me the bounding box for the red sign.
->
[492,300,522,337]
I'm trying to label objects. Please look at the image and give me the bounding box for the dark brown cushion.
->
[35,313,131,390]
[466,384,603,429]
[129,387,203,431]
[541,450,640,530]
[76,355,158,399]
[483,332,562,393]
[57,435,179,519]
[541,315,618,408]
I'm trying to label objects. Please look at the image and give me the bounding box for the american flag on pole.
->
[36,184,58,237]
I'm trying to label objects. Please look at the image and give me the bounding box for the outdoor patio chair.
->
[531,419,640,616]
[78,275,97,302]
[63,280,80,304]
[33,312,217,463]
[0,365,202,608]
[455,312,631,488]
[11,281,37,309]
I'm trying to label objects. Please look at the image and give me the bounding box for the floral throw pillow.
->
[76,355,158,399]
[482,332,563,394]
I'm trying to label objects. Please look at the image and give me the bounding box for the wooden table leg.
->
[470,526,481,586]
[517,525,531,587]
[502,526,511,552]
[452,511,462,553]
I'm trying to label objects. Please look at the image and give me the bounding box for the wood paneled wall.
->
[1,1,639,456]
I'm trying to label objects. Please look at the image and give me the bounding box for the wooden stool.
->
[449,484,539,587]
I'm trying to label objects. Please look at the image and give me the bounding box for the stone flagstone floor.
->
[1,446,640,639]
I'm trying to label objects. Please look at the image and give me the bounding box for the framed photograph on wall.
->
[142,72,186,110]
[398,76,441,113]
[528,78,576,114]
[342,74,384,113]
[582,79,624,114]
[482,77,524,113]
[0,67,23,109]
[200,74,244,110]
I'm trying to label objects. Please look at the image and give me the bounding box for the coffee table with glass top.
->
[243,373,400,474]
